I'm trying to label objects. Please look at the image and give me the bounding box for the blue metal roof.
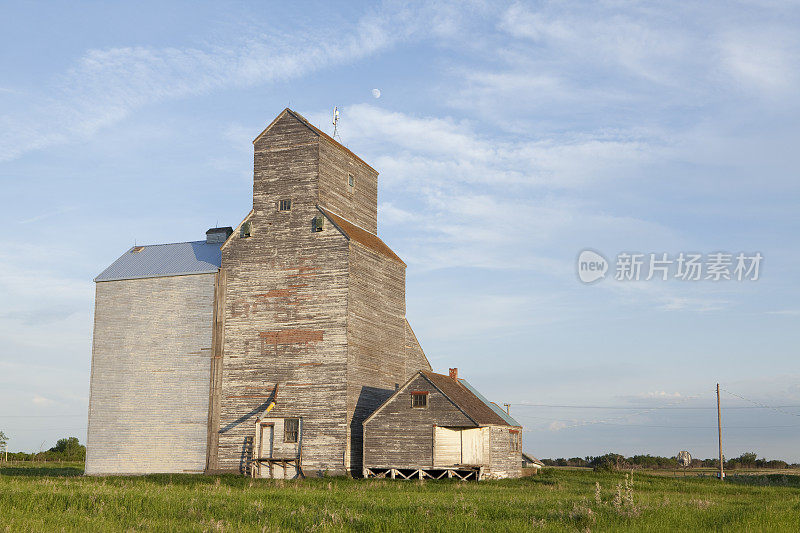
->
[458,378,522,427]
[94,241,221,282]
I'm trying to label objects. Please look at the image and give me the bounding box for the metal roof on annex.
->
[94,241,221,282]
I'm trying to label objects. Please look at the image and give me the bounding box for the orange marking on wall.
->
[260,329,324,349]
[258,288,296,298]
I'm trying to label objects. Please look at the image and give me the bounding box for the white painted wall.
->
[86,273,215,474]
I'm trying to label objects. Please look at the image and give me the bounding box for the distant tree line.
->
[3,437,86,462]
[541,452,799,471]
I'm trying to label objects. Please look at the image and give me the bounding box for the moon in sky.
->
[372,88,381,99]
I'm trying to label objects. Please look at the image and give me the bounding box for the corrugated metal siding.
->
[94,241,221,282]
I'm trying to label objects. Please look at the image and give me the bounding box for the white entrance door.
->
[433,426,462,466]
[258,423,273,460]
[461,428,486,465]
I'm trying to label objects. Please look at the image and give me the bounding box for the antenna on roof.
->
[332,106,341,141]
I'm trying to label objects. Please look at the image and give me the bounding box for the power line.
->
[3,428,86,432]
[513,403,800,410]
[721,388,800,418]
[530,394,702,431]
[591,423,800,429]
[0,415,85,418]
[509,388,800,434]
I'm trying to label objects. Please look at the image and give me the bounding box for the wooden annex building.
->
[86,108,523,479]
[363,369,522,480]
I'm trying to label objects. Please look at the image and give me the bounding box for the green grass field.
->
[1,463,799,532]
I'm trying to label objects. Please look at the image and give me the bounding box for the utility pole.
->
[717,383,724,480]
[503,403,511,415]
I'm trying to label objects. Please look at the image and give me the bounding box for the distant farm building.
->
[522,452,544,470]
[86,108,523,479]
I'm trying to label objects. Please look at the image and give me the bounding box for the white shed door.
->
[258,424,274,460]
[461,428,486,465]
[433,427,461,466]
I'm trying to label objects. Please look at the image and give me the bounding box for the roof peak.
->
[125,240,209,249]
[253,108,377,173]
[421,370,522,427]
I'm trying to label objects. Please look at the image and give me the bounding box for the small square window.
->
[284,418,299,443]
[279,199,292,211]
[411,391,428,408]
[348,174,355,188]
[240,221,252,238]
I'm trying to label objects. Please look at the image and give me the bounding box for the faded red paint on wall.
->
[260,329,324,348]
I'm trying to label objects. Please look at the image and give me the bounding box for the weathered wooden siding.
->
[345,241,411,471]
[205,268,226,471]
[86,274,215,475]
[404,320,431,376]
[318,136,378,234]
[363,373,475,469]
[216,112,351,476]
[211,109,434,476]
[486,426,523,479]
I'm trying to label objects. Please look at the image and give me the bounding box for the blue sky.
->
[1,1,799,460]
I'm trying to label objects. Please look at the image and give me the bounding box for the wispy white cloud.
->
[314,104,676,274]
[719,28,800,96]
[659,296,729,312]
[0,6,420,163]
[18,206,79,225]
[331,103,658,189]
[32,395,55,407]
[547,420,570,432]
[497,3,699,86]
[619,391,699,402]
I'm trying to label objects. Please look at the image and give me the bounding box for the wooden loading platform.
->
[363,466,483,481]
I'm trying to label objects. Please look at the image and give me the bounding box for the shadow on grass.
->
[726,473,800,488]
[1,465,84,477]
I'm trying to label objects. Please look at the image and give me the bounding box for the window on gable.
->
[284,418,299,443]
[411,391,428,408]
[240,221,252,238]
[348,174,355,188]
[279,199,292,211]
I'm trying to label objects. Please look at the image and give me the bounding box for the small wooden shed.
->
[522,452,544,470]
[362,369,523,480]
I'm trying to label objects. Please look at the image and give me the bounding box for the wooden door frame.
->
[257,422,274,460]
